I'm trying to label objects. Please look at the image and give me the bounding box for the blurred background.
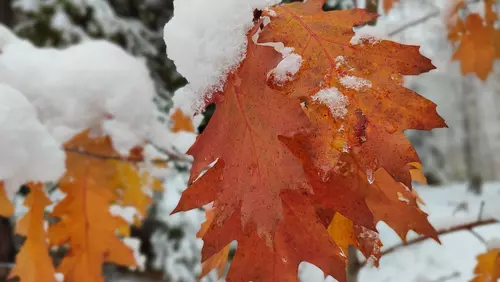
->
[0,0,500,281]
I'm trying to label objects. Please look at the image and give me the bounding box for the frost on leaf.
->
[311,88,349,119]
[173,1,446,281]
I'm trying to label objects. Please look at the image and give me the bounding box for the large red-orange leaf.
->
[0,182,13,217]
[174,3,445,281]
[9,183,57,282]
[175,27,312,239]
[472,249,500,282]
[174,25,347,281]
[260,0,441,240]
[49,131,137,282]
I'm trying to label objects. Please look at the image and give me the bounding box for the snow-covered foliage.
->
[0,29,161,154]
[163,0,281,115]
[12,0,185,111]
[0,83,65,198]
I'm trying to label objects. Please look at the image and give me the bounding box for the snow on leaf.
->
[173,25,347,282]
[173,2,446,281]
[471,249,500,282]
[311,88,349,119]
[9,183,57,282]
[259,0,446,187]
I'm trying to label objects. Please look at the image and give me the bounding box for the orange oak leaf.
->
[383,0,400,13]
[171,108,195,133]
[261,0,441,240]
[260,3,445,187]
[174,25,347,281]
[49,131,137,282]
[409,162,427,184]
[9,183,57,282]
[0,182,14,217]
[450,14,499,80]
[327,212,382,264]
[174,2,444,281]
[472,249,500,282]
[198,209,230,279]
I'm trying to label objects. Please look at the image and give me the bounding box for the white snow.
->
[311,88,349,119]
[164,0,281,115]
[340,76,372,91]
[0,83,65,198]
[123,237,147,272]
[271,48,303,85]
[350,33,382,45]
[0,28,166,155]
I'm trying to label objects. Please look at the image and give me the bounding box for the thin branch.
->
[387,0,482,37]
[63,147,172,165]
[360,218,498,268]
[388,9,440,37]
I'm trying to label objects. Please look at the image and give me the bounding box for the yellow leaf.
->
[0,182,14,217]
[327,213,356,256]
[50,131,137,282]
[472,249,500,282]
[198,209,230,279]
[171,108,195,133]
[409,162,427,185]
[10,183,57,282]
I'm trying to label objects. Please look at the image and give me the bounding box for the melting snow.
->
[271,48,303,85]
[340,75,372,91]
[311,88,349,119]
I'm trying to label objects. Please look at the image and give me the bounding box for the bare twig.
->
[360,218,498,268]
[387,0,482,37]
[388,9,440,37]
[430,271,460,282]
[63,147,172,165]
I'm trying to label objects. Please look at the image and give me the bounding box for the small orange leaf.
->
[50,131,138,282]
[383,0,400,13]
[327,213,356,256]
[450,13,500,80]
[409,162,427,184]
[171,108,195,133]
[198,209,230,279]
[472,248,500,282]
[10,183,57,282]
[0,182,14,217]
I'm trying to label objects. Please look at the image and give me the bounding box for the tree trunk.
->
[462,75,483,194]
[0,0,13,26]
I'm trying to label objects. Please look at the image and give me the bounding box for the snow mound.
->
[0,83,65,198]
[164,0,280,115]
[0,31,160,155]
